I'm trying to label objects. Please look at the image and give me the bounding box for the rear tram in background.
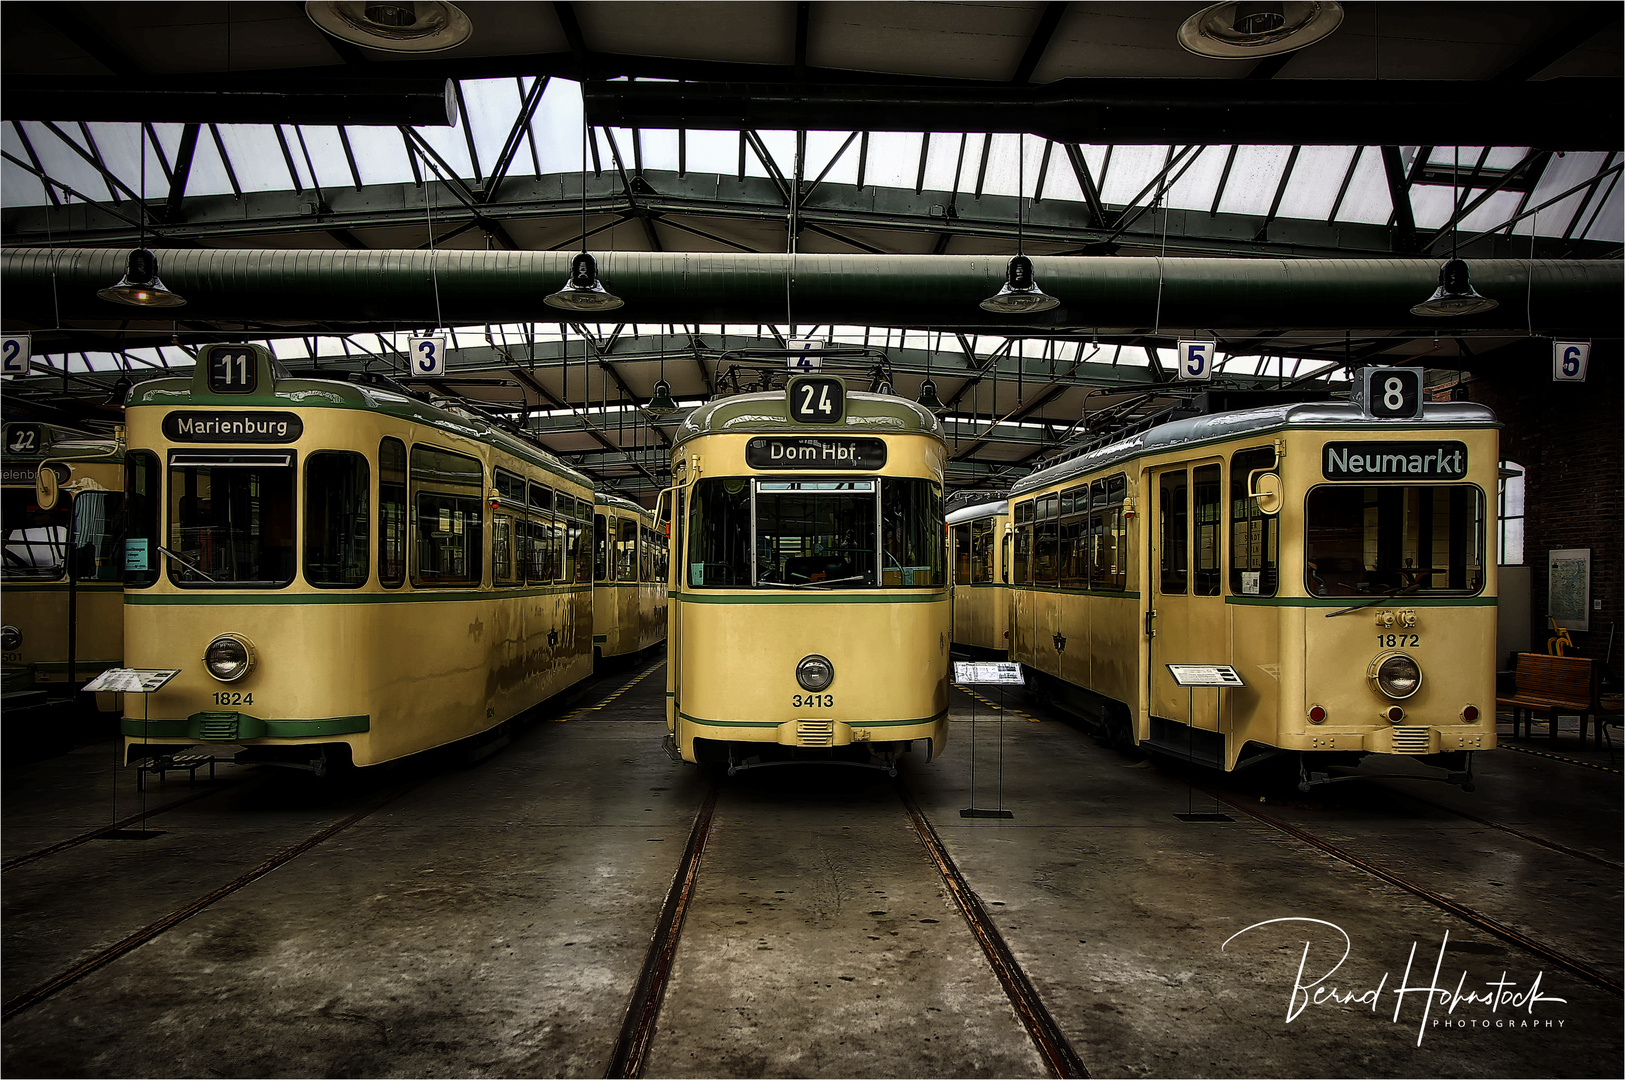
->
[1007,372,1498,788]
[947,499,1010,656]
[593,492,668,663]
[3,422,125,696]
[663,375,950,772]
[119,344,596,772]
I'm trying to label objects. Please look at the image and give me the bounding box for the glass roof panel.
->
[461,77,523,179]
[23,122,118,204]
[863,132,925,189]
[1516,151,1617,236]
[412,117,475,181]
[639,128,680,172]
[531,78,586,174]
[1216,146,1293,217]
[1038,142,1084,203]
[684,128,738,177]
[344,126,414,187]
[1335,147,1395,225]
[2,126,51,204]
[920,132,964,191]
[179,127,235,198]
[1164,144,1228,210]
[293,126,354,190]
[215,123,295,192]
[1274,146,1358,221]
[1096,145,1168,207]
[806,131,860,186]
[749,130,796,179]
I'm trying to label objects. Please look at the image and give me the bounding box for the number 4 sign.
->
[1177,339,1214,381]
[409,335,446,378]
[1553,341,1590,383]
[2,334,32,376]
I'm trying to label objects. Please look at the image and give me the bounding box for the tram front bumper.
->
[1292,726,1491,755]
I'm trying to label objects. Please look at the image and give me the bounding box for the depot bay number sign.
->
[746,436,887,469]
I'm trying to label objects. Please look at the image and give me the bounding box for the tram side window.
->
[410,445,482,588]
[618,517,639,582]
[123,451,160,588]
[882,478,943,587]
[305,452,370,588]
[493,515,518,586]
[1305,485,1485,596]
[71,491,125,582]
[953,524,971,584]
[970,519,995,583]
[1012,501,1032,584]
[641,525,656,582]
[594,514,610,581]
[1088,475,1128,592]
[571,508,591,584]
[1032,495,1059,586]
[379,438,406,588]
[1159,471,1188,595]
[1229,448,1279,597]
[1193,464,1222,596]
[169,455,296,588]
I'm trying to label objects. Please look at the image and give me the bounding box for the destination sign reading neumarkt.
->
[745,436,887,470]
[1322,441,1468,481]
[163,411,304,443]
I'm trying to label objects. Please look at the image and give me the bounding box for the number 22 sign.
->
[409,336,446,377]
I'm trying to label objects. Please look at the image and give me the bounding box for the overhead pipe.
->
[0,76,459,126]
[2,248,1619,335]
[583,78,1622,151]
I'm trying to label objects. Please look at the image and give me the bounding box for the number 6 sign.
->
[1176,339,1213,381]
[409,335,446,377]
[1553,341,1589,383]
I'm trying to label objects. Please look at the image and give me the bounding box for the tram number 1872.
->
[1377,635,1420,648]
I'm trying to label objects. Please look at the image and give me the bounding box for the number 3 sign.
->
[409,336,446,377]
[1176,339,1214,381]
[1553,341,1590,383]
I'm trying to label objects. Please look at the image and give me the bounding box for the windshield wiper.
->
[156,544,219,583]
[1325,572,1434,617]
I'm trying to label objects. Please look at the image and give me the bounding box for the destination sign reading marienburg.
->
[163,411,304,443]
[745,436,887,470]
[1322,441,1468,480]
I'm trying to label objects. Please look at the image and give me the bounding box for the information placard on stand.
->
[1165,665,1242,822]
[953,661,1022,819]
[85,669,182,839]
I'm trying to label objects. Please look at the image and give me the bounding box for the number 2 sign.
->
[1553,341,1590,383]
[2,334,32,377]
[1176,340,1214,381]
[410,336,447,378]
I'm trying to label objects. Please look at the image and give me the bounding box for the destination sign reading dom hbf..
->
[1322,441,1467,480]
[745,436,887,470]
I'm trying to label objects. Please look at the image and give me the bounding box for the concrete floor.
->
[3,657,1621,1079]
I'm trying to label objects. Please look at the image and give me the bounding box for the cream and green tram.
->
[663,376,950,772]
[947,500,1010,655]
[3,423,125,696]
[1009,382,1498,788]
[593,492,668,662]
[119,344,596,772]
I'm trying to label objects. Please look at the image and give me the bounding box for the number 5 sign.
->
[1176,339,1214,381]
[1553,341,1590,383]
[409,335,446,378]
[2,334,32,376]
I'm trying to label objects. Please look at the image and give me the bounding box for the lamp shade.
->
[645,379,680,415]
[980,255,1059,314]
[1410,258,1499,317]
[97,248,186,307]
[544,252,624,312]
[916,377,946,411]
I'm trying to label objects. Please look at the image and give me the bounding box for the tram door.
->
[1147,462,1227,728]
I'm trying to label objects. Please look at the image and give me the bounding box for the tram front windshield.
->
[687,477,943,589]
[167,459,296,587]
[2,488,68,581]
[1304,484,1485,597]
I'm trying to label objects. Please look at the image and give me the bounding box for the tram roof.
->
[595,491,647,515]
[128,374,592,491]
[1009,401,1500,498]
[946,500,1009,525]
[672,389,943,451]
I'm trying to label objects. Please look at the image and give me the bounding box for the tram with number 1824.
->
[662,375,950,773]
[1007,370,1498,789]
[119,343,597,773]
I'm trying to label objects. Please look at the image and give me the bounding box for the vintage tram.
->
[119,344,596,772]
[947,499,1011,656]
[592,492,668,663]
[1007,372,1498,787]
[663,375,950,772]
[3,422,125,696]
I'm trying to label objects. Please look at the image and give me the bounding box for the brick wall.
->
[1464,340,1623,677]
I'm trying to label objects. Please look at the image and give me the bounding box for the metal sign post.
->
[954,661,1023,819]
[81,668,181,839]
[1166,664,1243,822]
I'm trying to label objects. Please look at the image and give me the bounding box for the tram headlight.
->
[204,634,256,683]
[1369,652,1422,700]
[1,625,20,652]
[796,654,834,692]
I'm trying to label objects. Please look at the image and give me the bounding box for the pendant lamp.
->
[98,247,186,308]
[916,377,946,412]
[1410,258,1499,317]
[980,255,1059,314]
[545,252,624,312]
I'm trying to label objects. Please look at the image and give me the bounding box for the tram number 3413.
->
[793,693,835,709]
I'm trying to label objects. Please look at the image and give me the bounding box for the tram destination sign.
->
[745,436,887,470]
[163,411,304,443]
[1322,441,1467,481]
